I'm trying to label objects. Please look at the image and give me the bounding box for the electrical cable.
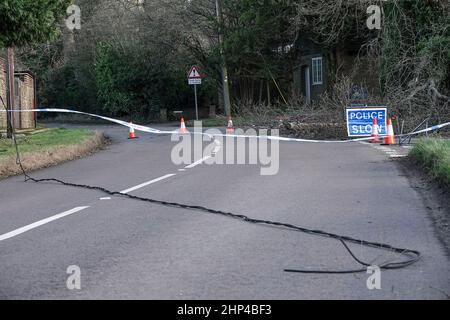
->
[0,98,421,274]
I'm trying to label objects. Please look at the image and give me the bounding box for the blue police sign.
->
[346,107,387,137]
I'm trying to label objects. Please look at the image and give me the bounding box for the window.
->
[312,57,323,85]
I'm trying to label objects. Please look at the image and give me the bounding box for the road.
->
[0,123,448,299]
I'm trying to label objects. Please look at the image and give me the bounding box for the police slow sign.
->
[346,107,387,137]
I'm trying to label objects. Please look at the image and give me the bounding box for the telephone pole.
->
[6,48,15,139]
[215,0,231,117]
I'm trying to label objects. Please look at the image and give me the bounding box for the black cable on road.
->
[1,97,421,274]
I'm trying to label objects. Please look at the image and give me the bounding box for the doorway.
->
[301,65,311,104]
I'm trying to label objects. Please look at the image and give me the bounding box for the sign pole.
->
[187,65,204,121]
[194,84,198,121]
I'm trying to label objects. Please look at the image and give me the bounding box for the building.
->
[0,56,36,130]
[292,35,380,104]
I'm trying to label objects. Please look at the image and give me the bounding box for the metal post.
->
[194,84,199,121]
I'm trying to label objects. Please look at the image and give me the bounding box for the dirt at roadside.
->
[399,159,450,256]
[0,131,109,179]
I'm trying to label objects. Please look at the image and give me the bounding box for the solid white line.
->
[185,156,211,169]
[0,206,90,242]
[390,154,407,158]
[120,174,176,194]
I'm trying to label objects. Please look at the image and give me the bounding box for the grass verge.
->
[409,138,450,191]
[0,128,108,179]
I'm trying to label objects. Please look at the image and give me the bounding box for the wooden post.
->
[6,47,15,138]
[215,0,231,116]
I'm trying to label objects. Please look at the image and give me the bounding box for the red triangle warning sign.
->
[187,65,204,79]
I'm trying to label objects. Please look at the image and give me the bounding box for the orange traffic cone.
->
[226,116,234,134]
[383,118,396,145]
[128,122,138,139]
[178,117,189,134]
[370,118,380,143]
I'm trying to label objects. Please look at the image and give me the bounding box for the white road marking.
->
[100,197,111,200]
[178,169,186,172]
[184,140,222,169]
[361,141,409,159]
[0,206,90,242]
[185,155,212,169]
[390,154,407,158]
[120,174,176,194]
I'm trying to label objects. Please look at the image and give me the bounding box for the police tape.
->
[0,107,427,274]
[2,108,449,143]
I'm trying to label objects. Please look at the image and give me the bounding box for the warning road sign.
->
[187,65,204,79]
[187,65,206,121]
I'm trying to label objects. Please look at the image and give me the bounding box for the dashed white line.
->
[185,155,212,169]
[184,140,222,169]
[120,174,176,194]
[0,206,90,242]
[0,144,220,242]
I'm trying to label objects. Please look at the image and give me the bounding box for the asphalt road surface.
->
[0,123,448,299]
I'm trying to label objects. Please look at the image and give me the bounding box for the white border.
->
[346,107,387,137]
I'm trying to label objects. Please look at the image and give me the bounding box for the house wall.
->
[0,66,36,130]
[293,37,381,103]
[16,73,36,129]
[293,36,328,101]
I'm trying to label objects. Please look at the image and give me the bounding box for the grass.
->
[0,128,107,179]
[409,138,450,190]
[0,128,92,158]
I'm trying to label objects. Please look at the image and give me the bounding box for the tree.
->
[0,0,70,137]
[0,0,70,48]
[380,0,450,122]
[221,0,296,104]
[292,0,449,124]
[94,42,193,121]
[182,0,297,107]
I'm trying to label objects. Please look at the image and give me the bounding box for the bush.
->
[39,65,94,111]
[409,138,450,190]
[94,43,193,121]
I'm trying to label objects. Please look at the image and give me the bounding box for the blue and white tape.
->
[2,108,449,143]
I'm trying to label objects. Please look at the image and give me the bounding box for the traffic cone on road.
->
[178,117,189,134]
[370,118,380,143]
[382,118,396,145]
[128,122,138,139]
[226,116,234,134]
